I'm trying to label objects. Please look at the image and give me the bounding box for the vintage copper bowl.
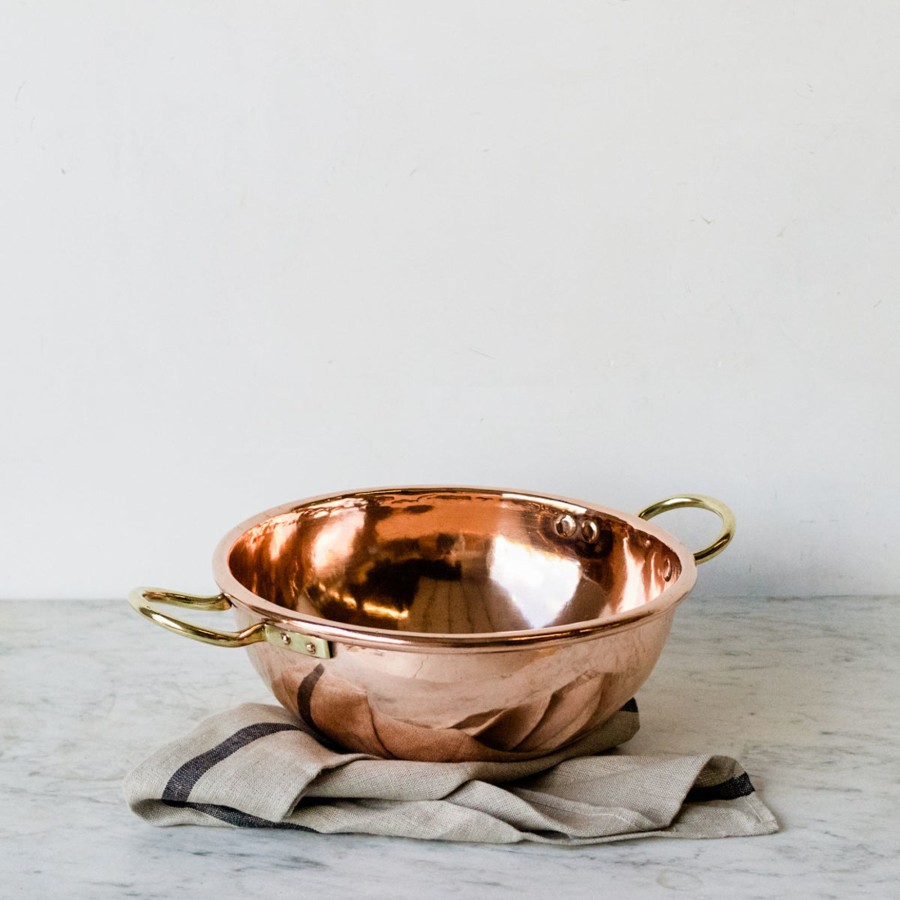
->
[129,487,734,762]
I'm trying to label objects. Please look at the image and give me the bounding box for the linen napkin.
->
[123,701,777,843]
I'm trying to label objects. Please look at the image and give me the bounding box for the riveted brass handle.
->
[127,587,331,658]
[637,495,735,564]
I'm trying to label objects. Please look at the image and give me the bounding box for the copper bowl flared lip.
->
[210,485,700,653]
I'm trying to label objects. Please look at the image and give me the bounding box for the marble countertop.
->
[1,596,897,898]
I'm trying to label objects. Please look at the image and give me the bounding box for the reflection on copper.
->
[225,488,684,638]
[618,534,651,612]
[487,535,581,629]
[361,600,410,622]
[266,521,293,566]
[311,510,364,573]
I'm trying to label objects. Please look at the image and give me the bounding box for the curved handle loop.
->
[637,495,735,564]
[128,587,332,658]
[128,587,266,648]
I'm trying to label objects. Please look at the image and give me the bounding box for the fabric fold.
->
[123,702,777,844]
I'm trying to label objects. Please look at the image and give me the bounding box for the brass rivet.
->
[555,514,577,537]
[580,518,599,544]
[305,642,317,655]
[281,633,291,645]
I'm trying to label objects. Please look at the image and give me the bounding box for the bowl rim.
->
[211,484,698,651]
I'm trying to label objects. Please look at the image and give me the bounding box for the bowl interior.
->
[226,489,683,635]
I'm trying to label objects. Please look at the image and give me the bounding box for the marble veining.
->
[1,596,898,898]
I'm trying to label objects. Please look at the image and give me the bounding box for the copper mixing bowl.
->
[130,486,734,762]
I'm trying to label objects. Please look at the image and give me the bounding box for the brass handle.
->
[128,588,267,647]
[128,587,332,658]
[637,495,735,564]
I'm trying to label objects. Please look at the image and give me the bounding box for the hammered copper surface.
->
[226,489,681,637]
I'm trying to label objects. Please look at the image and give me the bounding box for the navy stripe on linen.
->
[685,772,755,803]
[162,722,300,803]
[167,800,315,830]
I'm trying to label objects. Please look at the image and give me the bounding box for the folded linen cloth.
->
[124,702,777,844]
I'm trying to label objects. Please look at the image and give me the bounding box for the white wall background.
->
[1,1,898,600]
